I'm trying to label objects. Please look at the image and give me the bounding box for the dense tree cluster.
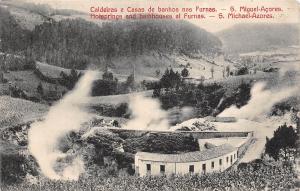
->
[153,69,252,117]
[236,67,249,75]
[59,69,82,90]
[156,82,225,116]
[217,82,251,111]
[91,72,136,96]
[123,133,198,154]
[92,80,118,96]
[265,124,297,161]
[159,68,182,89]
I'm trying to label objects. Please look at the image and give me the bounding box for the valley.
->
[0,0,299,190]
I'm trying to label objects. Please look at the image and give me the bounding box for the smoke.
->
[28,71,97,180]
[219,58,300,121]
[124,95,169,131]
[219,81,299,120]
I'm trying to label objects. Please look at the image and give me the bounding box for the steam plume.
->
[219,82,299,120]
[124,95,169,131]
[28,71,97,180]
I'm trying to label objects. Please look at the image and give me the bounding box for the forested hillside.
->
[0,6,222,70]
[0,7,30,52]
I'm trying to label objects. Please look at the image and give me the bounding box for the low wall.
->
[109,128,253,139]
[237,134,254,158]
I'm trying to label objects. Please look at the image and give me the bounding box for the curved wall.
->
[135,149,238,176]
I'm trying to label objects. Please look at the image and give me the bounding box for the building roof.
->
[136,144,236,163]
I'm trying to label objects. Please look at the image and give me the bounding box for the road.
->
[214,118,282,163]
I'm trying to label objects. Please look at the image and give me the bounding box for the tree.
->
[24,50,36,70]
[103,71,114,81]
[265,124,297,161]
[236,67,249,75]
[235,82,251,108]
[200,76,205,85]
[225,66,230,77]
[70,69,79,81]
[126,74,135,91]
[37,82,44,96]
[59,69,81,90]
[181,67,189,78]
[91,79,117,96]
[222,68,224,78]
[155,69,161,77]
[112,120,119,127]
[153,88,161,98]
[210,66,214,79]
[0,71,4,83]
[160,68,181,89]
[115,103,128,117]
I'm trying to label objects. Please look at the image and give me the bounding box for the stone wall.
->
[109,128,253,140]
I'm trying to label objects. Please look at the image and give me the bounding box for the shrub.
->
[236,67,249,75]
[1,152,37,185]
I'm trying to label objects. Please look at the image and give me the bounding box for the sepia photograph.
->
[0,0,299,190]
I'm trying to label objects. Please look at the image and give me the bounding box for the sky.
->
[24,0,299,32]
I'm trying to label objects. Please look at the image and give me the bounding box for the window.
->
[146,164,151,171]
[211,161,214,169]
[234,154,236,159]
[219,159,222,165]
[230,155,233,164]
[189,165,194,173]
[160,165,165,173]
[202,164,206,173]
[226,157,229,163]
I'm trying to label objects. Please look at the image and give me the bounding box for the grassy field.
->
[36,62,156,82]
[207,71,276,88]
[2,70,67,97]
[88,90,153,106]
[0,96,48,128]
[36,62,73,78]
[204,68,299,90]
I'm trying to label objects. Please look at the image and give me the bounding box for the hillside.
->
[0,6,30,52]
[0,96,48,127]
[217,23,300,54]
[0,0,87,30]
[0,2,229,80]
[0,5,222,72]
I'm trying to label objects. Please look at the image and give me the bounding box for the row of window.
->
[146,153,237,173]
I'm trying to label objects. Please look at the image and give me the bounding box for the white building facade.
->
[135,144,238,176]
